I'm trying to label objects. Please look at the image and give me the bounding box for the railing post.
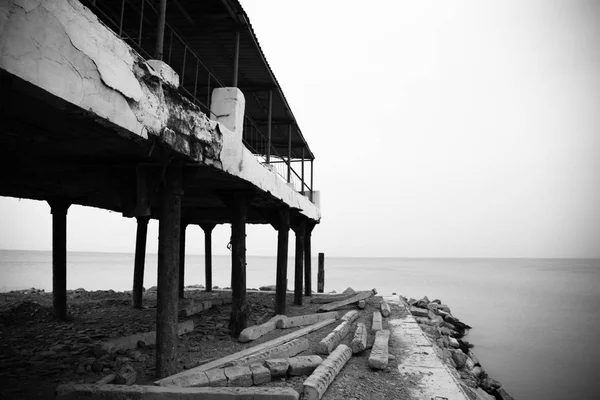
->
[318,253,325,293]
[266,90,272,164]
[301,147,305,193]
[287,125,292,183]
[138,0,144,47]
[155,0,168,60]
[310,159,314,201]
[233,30,240,87]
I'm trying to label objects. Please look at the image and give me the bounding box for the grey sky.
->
[1,0,599,258]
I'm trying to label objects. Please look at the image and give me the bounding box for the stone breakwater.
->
[405,295,515,400]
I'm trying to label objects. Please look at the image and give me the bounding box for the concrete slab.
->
[55,383,300,399]
[368,330,390,370]
[384,298,469,400]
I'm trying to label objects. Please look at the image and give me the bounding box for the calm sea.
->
[1,250,599,399]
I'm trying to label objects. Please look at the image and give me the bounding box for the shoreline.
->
[1,286,515,400]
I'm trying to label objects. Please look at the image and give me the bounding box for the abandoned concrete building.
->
[0,0,321,377]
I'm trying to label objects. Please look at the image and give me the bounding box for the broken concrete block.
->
[288,355,323,376]
[368,330,390,370]
[302,345,352,400]
[239,315,286,343]
[249,363,271,385]
[276,312,338,329]
[380,301,391,317]
[350,322,367,354]
[264,359,289,378]
[358,300,366,309]
[224,366,252,387]
[340,310,359,323]
[179,301,212,317]
[98,321,194,353]
[205,368,227,387]
[372,311,383,332]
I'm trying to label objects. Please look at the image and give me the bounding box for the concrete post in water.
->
[292,219,306,306]
[226,193,250,337]
[178,222,187,299]
[318,253,325,293]
[275,207,290,315]
[156,165,183,378]
[48,200,71,320]
[304,222,316,297]
[132,216,150,309]
[200,223,216,292]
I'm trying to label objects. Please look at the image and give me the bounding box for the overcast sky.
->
[1,0,599,258]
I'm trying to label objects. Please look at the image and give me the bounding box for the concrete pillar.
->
[200,223,216,292]
[304,222,316,297]
[178,223,187,299]
[210,87,245,137]
[292,220,306,306]
[318,253,325,293]
[275,207,290,315]
[227,194,250,337]
[132,216,150,309]
[156,165,183,378]
[48,200,71,320]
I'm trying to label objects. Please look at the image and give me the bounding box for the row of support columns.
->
[46,187,316,379]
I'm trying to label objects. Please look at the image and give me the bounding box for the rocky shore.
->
[405,295,515,400]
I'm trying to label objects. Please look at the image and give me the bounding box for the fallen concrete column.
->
[302,344,352,400]
[223,366,252,387]
[350,322,367,354]
[380,301,391,317]
[229,338,309,367]
[159,370,210,387]
[318,289,377,312]
[316,320,353,355]
[55,383,300,399]
[276,312,338,329]
[410,306,429,317]
[265,359,289,377]
[340,310,359,323]
[238,315,286,343]
[372,311,383,332]
[97,320,194,353]
[288,355,323,376]
[368,330,390,370]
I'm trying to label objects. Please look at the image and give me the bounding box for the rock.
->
[465,356,475,370]
[358,300,366,309]
[449,337,460,348]
[408,298,417,306]
[460,370,479,388]
[481,377,502,394]
[115,365,137,385]
[451,350,467,369]
[146,286,158,293]
[259,285,277,291]
[342,287,356,295]
[409,306,429,318]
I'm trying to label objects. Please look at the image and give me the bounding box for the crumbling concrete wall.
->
[0,0,320,221]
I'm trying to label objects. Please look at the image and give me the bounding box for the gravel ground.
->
[0,288,411,400]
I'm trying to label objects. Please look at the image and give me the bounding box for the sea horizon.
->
[1,249,599,399]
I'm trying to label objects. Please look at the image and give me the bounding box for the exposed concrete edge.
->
[55,383,300,399]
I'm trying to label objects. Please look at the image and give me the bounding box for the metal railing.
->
[83,0,314,200]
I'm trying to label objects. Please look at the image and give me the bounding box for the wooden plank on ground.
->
[155,318,336,386]
[318,289,377,312]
